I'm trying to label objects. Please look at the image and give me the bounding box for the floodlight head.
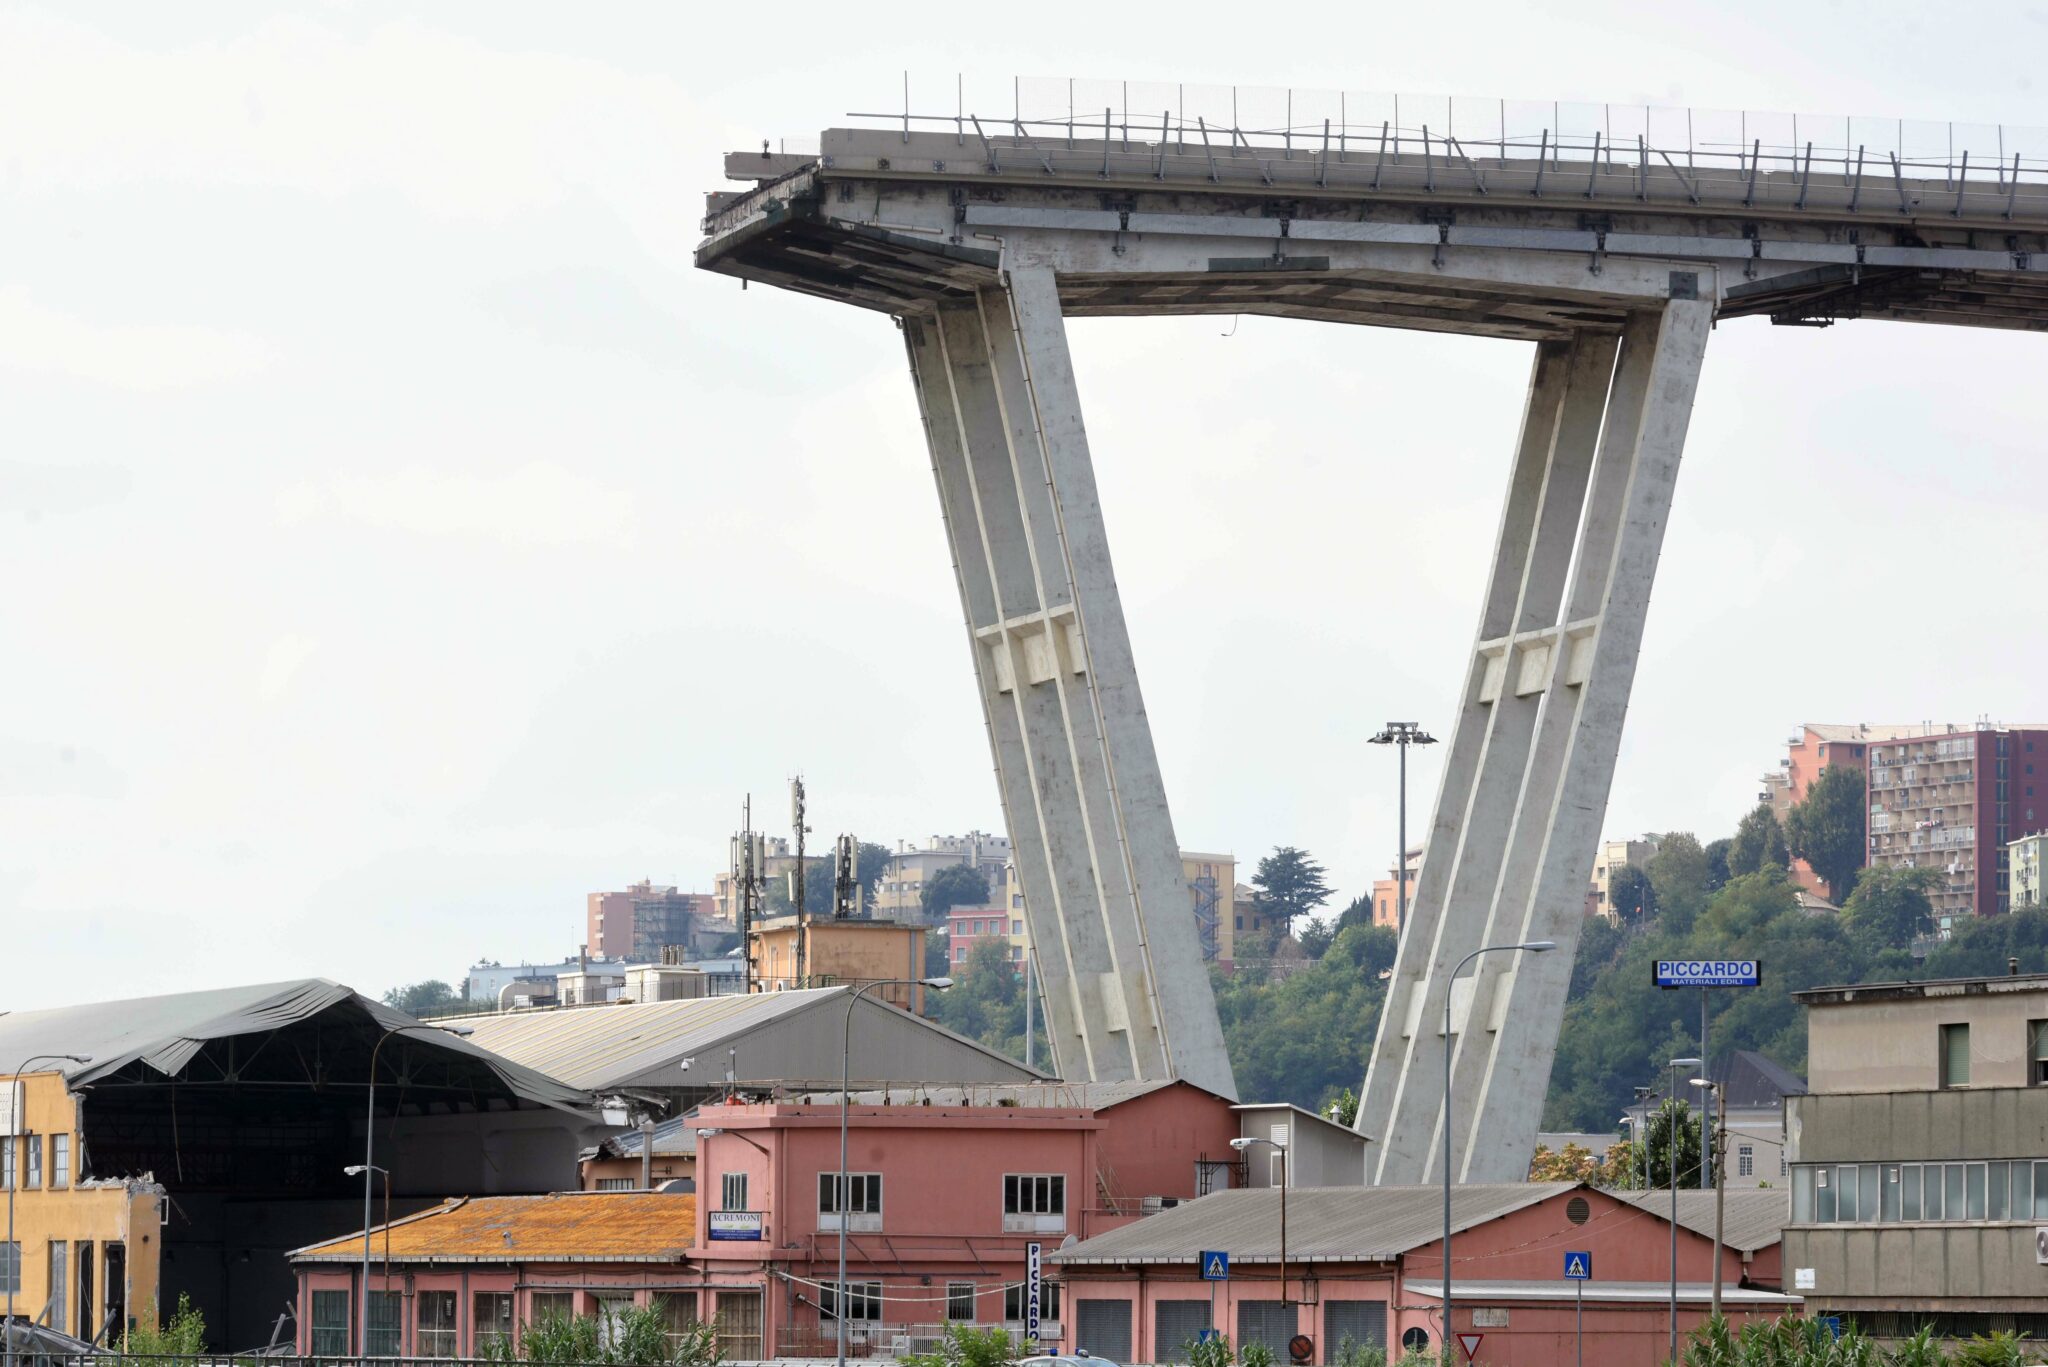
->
[696,1127,724,1138]
[1669,1057,1704,1070]
[68,1055,93,1063]
[1228,1137,1254,1151]
[922,976,955,989]
[1523,940,1558,953]
[439,1025,475,1037]
[1689,1077,1716,1089]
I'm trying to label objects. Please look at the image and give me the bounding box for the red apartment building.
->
[945,903,1024,968]
[1764,722,2048,925]
[683,1081,1339,1359]
[587,881,718,961]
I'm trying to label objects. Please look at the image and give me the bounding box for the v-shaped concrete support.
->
[1358,299,1712,1182]
[904,265,1236,1099]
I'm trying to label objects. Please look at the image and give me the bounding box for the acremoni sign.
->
[1654,960,1761,988]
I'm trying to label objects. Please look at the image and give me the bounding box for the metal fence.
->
[809,72,2048,199]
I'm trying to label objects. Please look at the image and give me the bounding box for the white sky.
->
[7,2,2047,1010]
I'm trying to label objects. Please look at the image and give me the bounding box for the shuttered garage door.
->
[1076,1299,1132,1362]
[1155,1301,1212,1360]
[1237,1301,1297,1359]
[1325,1301,1388,1354]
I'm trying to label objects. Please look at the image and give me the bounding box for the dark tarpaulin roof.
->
[0,978,597,1119]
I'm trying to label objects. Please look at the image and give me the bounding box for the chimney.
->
[579,943,588,973]
[2010,957,2021,977]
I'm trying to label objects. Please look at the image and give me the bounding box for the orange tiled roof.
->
[291,1191,696,1264]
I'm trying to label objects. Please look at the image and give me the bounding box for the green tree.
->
[931,938,1028,1056]
[1297,916,1338,959]
[1333,894,1375,932]
[1785,767,1867,902]
[383,980,457,1016]
[1609,865,1657,923]
[902,1324,1019,1367]
[1727,804,1789,877]
[1250,846,1334,935]
[1841,865,1938,952]
[1324,1086,1359,1126]
[1643,1097,1703,1188]
[765,841,895,919]
[1647,832,1710,933]
[1702,838,1733,892]
[1212,921,1391,1112]
[920,863,992,922]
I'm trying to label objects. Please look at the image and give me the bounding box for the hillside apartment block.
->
[1763,722,2048,929]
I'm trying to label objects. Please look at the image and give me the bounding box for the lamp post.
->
[836,978,951,1367]
[1665,1056,1703,1366]
[1367,724,1436,937]
[1690,1076,1726,1321]
[1229,1136,1290,1310]
[1441,942,1553,1361]
[358,1023,472,1364]
[5,1054,91,1367]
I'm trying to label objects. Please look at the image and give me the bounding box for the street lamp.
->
[1690,1076,1726,1321]
[6,1054,91,1367]
[1367,723,1436,937]
[1229,1136,1290,1309]
[358,1023,473,1364]
[1665,1057,1703,1365]
[836,978,952,1367]
[1441,942,1553,1360]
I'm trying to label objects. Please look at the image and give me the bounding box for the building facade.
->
[1369,848,1421,932]
[747,918,929,1010]
[289,1192,705,1359]
[1588,835,1661,919]
[1048,1183,1792,1367]
[1760,724,1920,894]
[946,904,1026,969]
[685,1082,1285,1358]
[2010,832,2046,912]
[1785,972,2048,1336]
[872,833,1014,920]
[587,883,719,962]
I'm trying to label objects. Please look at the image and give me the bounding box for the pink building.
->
[687,1081,1257,1358]
[946,903,1023,967]
[288,1192,707,1358]
[1048,1183,1793,1367]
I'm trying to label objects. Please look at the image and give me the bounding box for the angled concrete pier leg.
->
[1358,299,1711,1182]
[904,268,1237,1098]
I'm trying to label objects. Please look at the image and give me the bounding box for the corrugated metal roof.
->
[785,1080,1187,1109]
[601,1112,700,1159]
[450,988,1041,1092]
[0,978,595,1118]
[1611,1188,1789,1253]
[291,1191,697,1263]
[1051,1184,1575,1264]
[1403,1281,1799,1306]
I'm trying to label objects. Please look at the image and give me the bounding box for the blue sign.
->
[1654,959,1761,989]
[1563,1251,1592,1281]
[1818,1317,1843,1341]
[1197,1330,1222,1345]
[1201,1251,1230,1281]
[1027,1242,1043,1338]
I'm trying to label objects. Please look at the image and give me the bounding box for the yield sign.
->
[1457,1334,1484,1361]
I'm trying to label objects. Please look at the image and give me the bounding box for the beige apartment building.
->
[1588,834,1661,919]
[871,832,1014,919]
[2012,832,2046,912]
[1784,971,2048,1337]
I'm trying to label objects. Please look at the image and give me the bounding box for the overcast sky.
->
[7,2,2047,1010]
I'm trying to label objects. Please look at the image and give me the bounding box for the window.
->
[947,1283,977,1321]
[714,1291,762,1360]
[1,1138,13,1191]
[1012,919,1022,935]
[1005,1281,1062,1325]
[2031,1021,2048,1085]
[1941,1023,1971,1087]
[0,1242,18,1297]
[310,1289,351,1357]
[596,1177,634,1191]
[474,1294,515,1355]
[50,1135,69,1191]
[722,1171,748,1212]
[366,1290,403,1357]
[819,1281,881,1322]
[24,1134,40,1189]
[47,1242,67,1337]
[417,1290,458,1358]
[818,1173,882,1230]
[1737,1144,1754,1178]
[1003,1174,1067,1232]
[529,1292,574,1325]
[657,1294,698,1353]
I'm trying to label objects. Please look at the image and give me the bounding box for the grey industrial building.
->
[1785,970,2048,1336]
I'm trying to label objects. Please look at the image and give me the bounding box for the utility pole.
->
[1368,723,1436,937]
[792,778,809,987]
[732,797,765,994]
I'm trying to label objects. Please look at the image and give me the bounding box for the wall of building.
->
[1790,1087,2048,1164]
[1804,986,2048,1093]
[749,921,927,1007]
[1785,1224,2046,1315]
[2,1071,162,1344]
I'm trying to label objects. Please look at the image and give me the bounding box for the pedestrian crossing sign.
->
[1563,1251,1592,1280]
[1201,1251,1230,1281]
